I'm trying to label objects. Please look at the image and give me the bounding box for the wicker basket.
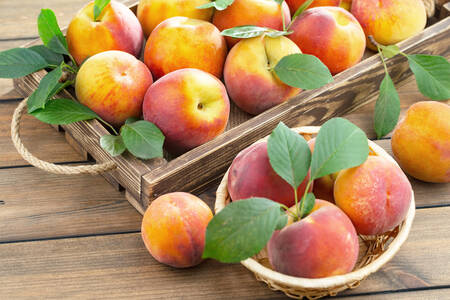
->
[215,126,415,300]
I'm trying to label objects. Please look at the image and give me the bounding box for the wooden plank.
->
[0,101,84,167]
[0,207,449,299]
[0,167,140,243]
[0,0,137,40]
[141,18,450,205]
[340,288,450,300]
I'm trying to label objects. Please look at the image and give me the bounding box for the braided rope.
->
[11,98,117,175]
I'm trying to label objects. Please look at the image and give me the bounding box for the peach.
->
[224,36,301,115]
[228,141,311,207]
[308,138,338,203]
[351,0,426,50]
[334,156,412,235]
[67,0,143,65]
[141,192,213,268]
[286,0,340,15]
[143,68,230,154]
[289,6,366,74]
[137,0,214,37]
[212,0,291,48]
[75,50,153,127]
[144,17,227,80]
[267,200,359,278]
[391,101,450,183]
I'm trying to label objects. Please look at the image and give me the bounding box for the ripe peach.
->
[75,50,153,127]
[212,0,291,48]
[67,0,143,65]
[228,141,311,207]
[141,192,213,268]
[267,200,359,278]
[308,138,338,203]
[286,0,340,15]
[224,36,301,115]
[351,0,426,49]
[289,6,366,74]
[144,17,227,80]
[142,68,230,154]
[334,156,412,235]
[137,0,214,37]
[391,101,450,183]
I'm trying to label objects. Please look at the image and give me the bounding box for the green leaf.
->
[407,54,450,100]
[273,0,284,4]
[300,193,315,217]
[29,45,64,66]
[38,9,68,55]
[267,122,311,189]
[374,73,400,139]
[100,134,126,157]
[202,197,285,263]
[27,65,63,113]
[292,0,313,19]
[275,214,288,230]
[274,53,333,90]
[197,0,234,10]
[30,98,99,124]
[0,48,48,78]
[125,117,140,124]
[310,118,369,179]
[121,121,164,160]
[94,0,111,21]
[381,45,400,59]
[221,26,290,39]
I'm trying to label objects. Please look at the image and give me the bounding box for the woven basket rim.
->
[215,126,416,290]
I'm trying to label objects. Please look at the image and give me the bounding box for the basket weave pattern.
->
[215,127,415,300]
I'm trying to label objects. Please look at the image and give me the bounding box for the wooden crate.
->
[13,1,450,214]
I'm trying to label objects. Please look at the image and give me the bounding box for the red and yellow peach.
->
[75,50,153,126]
[334,156,412,235]
[141,192,213,268]
[289,6,366,75]
[224,35,301,115]
[286,0,340,15]
[227,141,311,207]
[67,0,143,65]
[137,0,214,37]
[267,200,359,278]
[391,101,450,183]
[144,17,227,80]
[142,68,230,154]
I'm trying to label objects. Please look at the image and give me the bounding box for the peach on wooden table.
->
[334,156,412,235]
[391,101,450,183]
[351,0,426,50]
[143,68,230,155]
[212,0,291,48]
[267,200,359,278]
[227,141,311,207]
[288,6,366,75]
[75,50,153,127]
[67,0,143,65]
[141,192,213,268]
[137,0,214,37]
[224,35,301,115]
[144,17,227,80]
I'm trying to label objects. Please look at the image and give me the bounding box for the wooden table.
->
[1,1,449,299]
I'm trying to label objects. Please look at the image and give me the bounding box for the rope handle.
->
[11,98,117,175]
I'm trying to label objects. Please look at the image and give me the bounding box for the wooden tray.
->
[12,1,450,215]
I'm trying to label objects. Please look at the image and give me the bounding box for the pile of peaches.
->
[67,0,427,154]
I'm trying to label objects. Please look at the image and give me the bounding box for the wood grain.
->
[339,288,450,300]
[0,167,140,243]
[0,101,84,167]
[0,207,448,299]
